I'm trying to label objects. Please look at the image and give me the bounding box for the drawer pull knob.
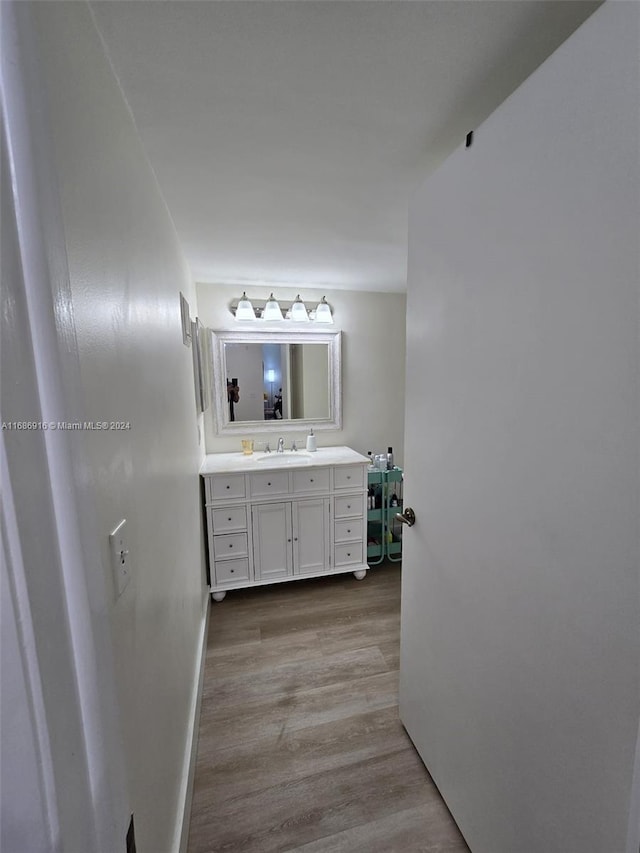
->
[230,569,234,574]
[294,537,298,542]
[267,482,271,486]
[287,538,292,543]
[226,485,230,490]
[347,552,351,557]
[228,517,232,522]
[310,478,314,482]
[229,544,233,548]
[347,504,351,509]
[347,529,351,533]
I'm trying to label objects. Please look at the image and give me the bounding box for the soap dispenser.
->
[306,428,317,452]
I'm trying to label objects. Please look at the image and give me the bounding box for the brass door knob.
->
[395,507,416,527]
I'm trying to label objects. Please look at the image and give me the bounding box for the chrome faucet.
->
[277,437,285,453]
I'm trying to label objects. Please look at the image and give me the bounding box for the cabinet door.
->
[292,498,330,576]
[252,502,293,581]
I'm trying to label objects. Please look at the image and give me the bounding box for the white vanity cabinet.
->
[201,447,369,601]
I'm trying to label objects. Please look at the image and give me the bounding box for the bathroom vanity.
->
[201,446,369,601]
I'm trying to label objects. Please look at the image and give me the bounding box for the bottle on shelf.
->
[387,446,394,470]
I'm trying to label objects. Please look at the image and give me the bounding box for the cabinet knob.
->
[287,538,292,543]
[310,478,314,483]
[230,569,235,574]
[347,475,351,480]
[226,485,230,490]
[347,552,351,557]
[228,517,232,522]
[347,504,351,509]
[229,543,233,548]
[267,481,271,486]
[347,529,351,534]
[294,537,298,542]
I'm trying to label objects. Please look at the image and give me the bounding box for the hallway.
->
[187,565,468,852]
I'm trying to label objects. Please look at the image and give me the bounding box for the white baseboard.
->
[173,594,210,853]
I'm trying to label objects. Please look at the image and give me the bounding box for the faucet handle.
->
[264,441,271,453]
[291,440,297,451]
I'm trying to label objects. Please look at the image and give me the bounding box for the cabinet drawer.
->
[209,474,246,502]
[214,558,250,585]
[249,471,290,498]
[334,494,364,518]
[333,465,364,490]
[213,532,248,560]
[334,517,364,543]
[334,541,364,566]
[211,506,247,534]
[292,468,330,494]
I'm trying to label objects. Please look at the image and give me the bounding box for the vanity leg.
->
[353,569,367,581]
[211,591,226,602]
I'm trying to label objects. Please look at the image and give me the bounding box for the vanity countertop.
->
[200,445,369,475]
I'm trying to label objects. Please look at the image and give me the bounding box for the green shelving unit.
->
[367,466,404,565]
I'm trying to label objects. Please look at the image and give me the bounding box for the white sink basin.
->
[255,452,314,466]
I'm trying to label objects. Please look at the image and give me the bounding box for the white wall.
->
[197,283,407,465]
[22,4,208,851]
[403,2,639,851]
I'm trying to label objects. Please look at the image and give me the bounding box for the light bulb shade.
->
[314,296,333,323]
[235,292,256,321]
[266,369,276,383]
[290,294,309,322]
[262,293,284,322]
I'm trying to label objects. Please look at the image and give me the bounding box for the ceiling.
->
[91,1,599,293]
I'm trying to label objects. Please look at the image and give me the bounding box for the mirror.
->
[210,329,342,434]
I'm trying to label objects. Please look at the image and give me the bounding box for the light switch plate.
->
[109,519,131,597]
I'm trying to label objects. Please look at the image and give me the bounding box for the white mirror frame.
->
[210,328,342,435]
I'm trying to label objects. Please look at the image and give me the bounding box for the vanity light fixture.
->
[289,294,310,322]
[230,292,333,323]
[234,292,256,321]
[313,296,333,324]
[262,293,284,322]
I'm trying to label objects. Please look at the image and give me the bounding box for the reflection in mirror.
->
[224,343,329,422]
[210,329,341,435]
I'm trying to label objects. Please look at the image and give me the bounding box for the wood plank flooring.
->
[187,564,469,853]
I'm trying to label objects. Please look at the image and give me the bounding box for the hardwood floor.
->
[187,564,469,853]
